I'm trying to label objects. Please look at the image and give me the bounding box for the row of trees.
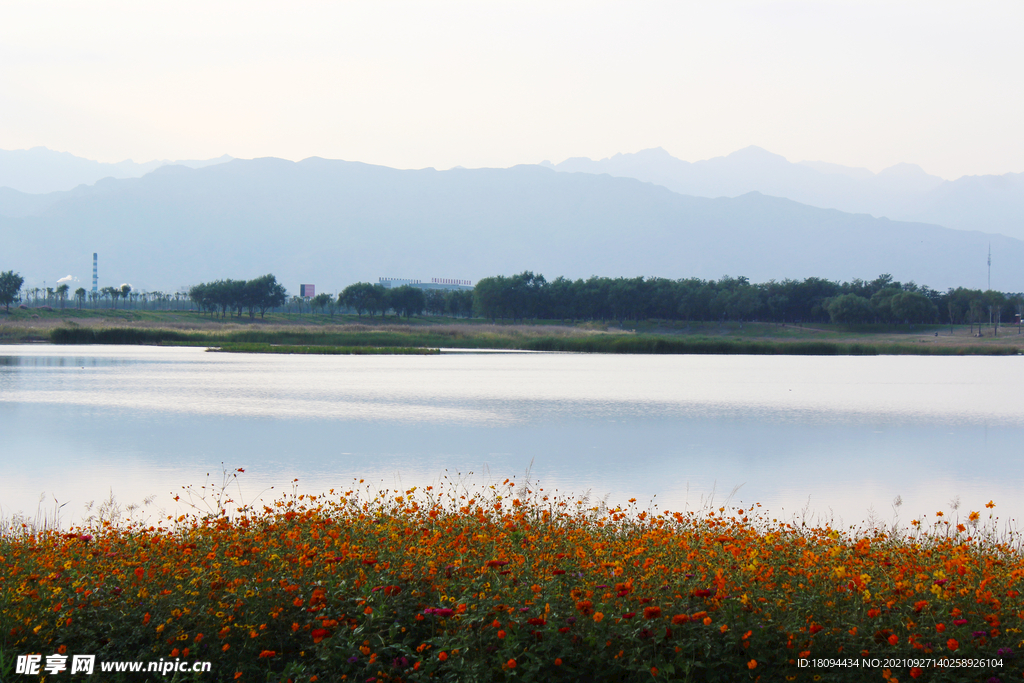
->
[472,272,1024,326]
[336,283,474,319]
[188,275,288,319]
[14,283,198,310]
[5,266,1023,328]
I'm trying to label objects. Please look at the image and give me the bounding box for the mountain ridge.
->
[544,146,1024,240]
[2,157,1018,295]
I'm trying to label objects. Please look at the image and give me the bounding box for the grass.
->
[3,308,1022,354]
[1,474,1021,682]
[206,343,441,355]
[41,324,1023,356]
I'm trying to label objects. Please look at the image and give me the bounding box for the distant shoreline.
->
[0,309,1020,356]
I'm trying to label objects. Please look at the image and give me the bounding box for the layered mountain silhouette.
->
[543,147,1024,241]
[1,157,1017,294]
[0,147,232,194]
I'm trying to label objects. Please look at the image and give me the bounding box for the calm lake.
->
[1,344,1021,529]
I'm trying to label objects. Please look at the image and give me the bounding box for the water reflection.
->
[1,345,1022,528]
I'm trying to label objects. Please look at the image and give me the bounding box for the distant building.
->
[299,284,315,297]
[379,277,473,292]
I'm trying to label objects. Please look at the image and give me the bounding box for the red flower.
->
[311,628,329,643]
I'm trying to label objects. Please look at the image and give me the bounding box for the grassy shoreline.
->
[1,478,1020,682]
[40,325,1024,355]
[2,309,1022,354]
[204,343,441,355]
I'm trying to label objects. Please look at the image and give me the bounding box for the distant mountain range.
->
[543,147,1024,241]
[1,157,1018,294]
[0,147,232,194]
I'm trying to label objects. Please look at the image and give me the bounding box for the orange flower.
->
[747,659,757,670]
[234,674,243,680]
[643,606,662,619]
[650,667,658,677]
[910,667,923,679]
[986,500,995,508]
[438,651,448,662]
[947,638,959,651]
[506,659,516,669]
[497,630,506,639]
[671,614,688,625]
[935,623,945,633]
[554,658,562,666]
[702,616,712,626]
[593,612,604,623]
[258,650,276,658]
[887,634,899,646]
[363,606,373,615]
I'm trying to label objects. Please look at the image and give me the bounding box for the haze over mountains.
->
[544,147,1024,241]
[1,154,1019,295]
[0,147,233,194]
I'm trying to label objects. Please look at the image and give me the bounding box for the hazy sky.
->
[2,1,1022,179]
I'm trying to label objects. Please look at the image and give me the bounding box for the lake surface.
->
[1,344,1021,529]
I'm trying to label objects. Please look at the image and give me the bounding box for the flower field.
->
[1,475,1022,682]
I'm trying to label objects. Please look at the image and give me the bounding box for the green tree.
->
[74,287,86,309]
[340,283,375,318]
[56,284,69,310]
[245,274,287,319]
[826,294,875,324]
[389,285,425,319]
[0,270,25,313]
[120,284,132,309]
[890,291,937,325]
[312,292,333,315]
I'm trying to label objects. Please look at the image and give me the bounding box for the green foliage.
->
[188,275,287,319]
[0,269,25,312]
[826,294,875,324]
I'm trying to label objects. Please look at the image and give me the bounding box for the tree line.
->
[4,266,1022,329]
[188,275,288,319]
[336,283,474,319]
[472,272,1024,327]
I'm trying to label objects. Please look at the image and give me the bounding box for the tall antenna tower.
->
[987,243,991,291]
[92,253,98,293]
